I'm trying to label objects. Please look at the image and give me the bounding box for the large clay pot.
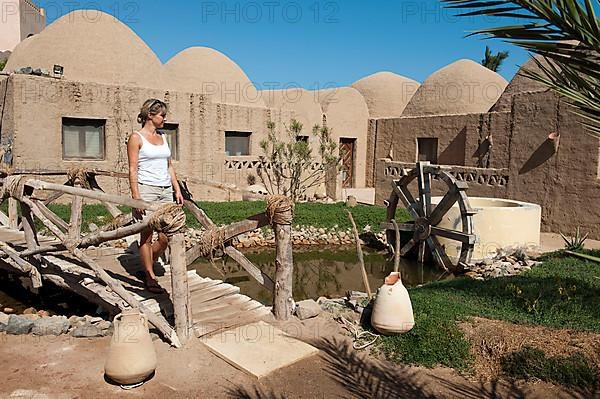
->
[371,272,415,335]
[104,308,157,385]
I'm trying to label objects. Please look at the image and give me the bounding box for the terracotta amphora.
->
[370,272,415,335]
[104,308,157,385]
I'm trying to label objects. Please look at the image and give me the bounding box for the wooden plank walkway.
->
[0,227,270,339]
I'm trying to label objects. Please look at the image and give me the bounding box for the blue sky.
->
[35,0,531,88]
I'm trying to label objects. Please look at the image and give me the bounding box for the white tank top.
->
[135,131,172,187]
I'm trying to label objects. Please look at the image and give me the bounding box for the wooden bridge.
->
[0,169,291,347]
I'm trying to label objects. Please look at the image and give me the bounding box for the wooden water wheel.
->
[382,162,476,273]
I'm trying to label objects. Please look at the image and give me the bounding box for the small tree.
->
[481,46,510,72]
[257,119,341,202]
[0,59,6,71]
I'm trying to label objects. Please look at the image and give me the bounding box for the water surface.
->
[193,248,452,304]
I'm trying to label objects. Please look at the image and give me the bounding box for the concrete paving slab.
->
[202,320,319,379]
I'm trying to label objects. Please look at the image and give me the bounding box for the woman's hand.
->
[175,190,184,205]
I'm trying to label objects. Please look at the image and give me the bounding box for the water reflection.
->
[193,248,451,304]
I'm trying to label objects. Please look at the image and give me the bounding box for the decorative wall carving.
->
[384,161,509,187]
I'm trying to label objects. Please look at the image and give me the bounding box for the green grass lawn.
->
[3,201,410,233]
[377,250,600,387]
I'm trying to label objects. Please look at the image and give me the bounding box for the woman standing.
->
[127,98,184,293]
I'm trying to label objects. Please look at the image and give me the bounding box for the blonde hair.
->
[137,98,167,126]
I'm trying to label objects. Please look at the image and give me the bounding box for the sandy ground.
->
[1,233,597,398]
[0,314,592,399]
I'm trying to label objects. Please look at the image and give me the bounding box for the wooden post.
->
[8,198,18,230]
[21,202,39,252]
[273,219,294,321]
[69,191,83,241]
[169,233,191,346]
[347,210,373,299]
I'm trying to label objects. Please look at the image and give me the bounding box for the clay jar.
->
[370,272,415,335]
[104,308,157,385]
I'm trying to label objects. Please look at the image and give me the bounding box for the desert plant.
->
[443,0,600,135]
[256,119,341,202]
[481,46,510,72]
[560,226,589,251]
[246,173,256,186]
[0,59,6,71]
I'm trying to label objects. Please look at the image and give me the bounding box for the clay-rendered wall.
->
[19,0,45,41]
[373,90,600,238]
[505,90,600,237]
[6,74,287,201]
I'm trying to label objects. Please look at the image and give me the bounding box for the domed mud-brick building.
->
[0,10,598,237]
[372,59,600,239]
[0,11,371,200]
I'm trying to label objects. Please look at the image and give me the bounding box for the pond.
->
[193,247,452,304]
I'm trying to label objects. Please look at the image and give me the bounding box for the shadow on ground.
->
[223,335,585,398]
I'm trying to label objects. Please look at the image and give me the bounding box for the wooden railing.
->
[0,169,290,347]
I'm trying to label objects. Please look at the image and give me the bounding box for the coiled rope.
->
[148,204,186,236]
[67,167,92,189]
[197,227,226,259]
[265,195,294,226]
[1,175,27,199]
[335,315,380,350]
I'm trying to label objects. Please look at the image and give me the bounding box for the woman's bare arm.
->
[168,159,184,204]
[127,133,142,199]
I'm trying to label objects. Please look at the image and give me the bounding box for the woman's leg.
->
[139,228,156,280]
[152,232,169,260]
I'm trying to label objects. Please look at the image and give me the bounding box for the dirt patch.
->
[460,317,600,380]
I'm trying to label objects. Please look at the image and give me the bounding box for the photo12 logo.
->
[201,1,340,24]
[0,2,141,24]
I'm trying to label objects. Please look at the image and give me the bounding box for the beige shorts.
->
[135,183,173,222]
[138,183,173,203]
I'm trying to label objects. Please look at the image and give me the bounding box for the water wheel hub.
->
[414,217,431,240]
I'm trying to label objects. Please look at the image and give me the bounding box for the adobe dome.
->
[6,11,163,88]
[261,88,322,132]
[402,59,508,117]
[164,47,264,107]
[492,56,550,112]
[351,72,420,118]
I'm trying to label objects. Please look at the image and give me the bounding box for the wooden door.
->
[339,138,356,188]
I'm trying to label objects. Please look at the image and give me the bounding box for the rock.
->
[346,196,358,208]
[23,307,37,315]
[295,299,321,320]
[23,314,40,321]
[465,271,479,279]
[89,316,104,324]
[3,307,15,314]
[6,315,34,335]
[71,324,104,338]
[37,310,50,318]
[96,320,111,330]
[32,316,70,336]
[0,312,9,325]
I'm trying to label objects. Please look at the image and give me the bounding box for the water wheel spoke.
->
[430,226,475,244]
[426,236,452,272]
[400,237,418,256]
[416,162,432,217]
[429,188,460,226]
[380,222,415,232]
[393,184,422,219]
[417,241,426,264]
